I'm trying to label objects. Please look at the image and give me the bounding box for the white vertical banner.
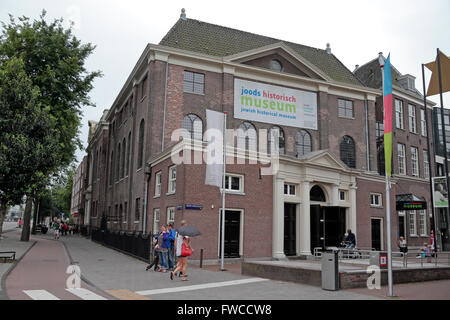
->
[205,109,225,188]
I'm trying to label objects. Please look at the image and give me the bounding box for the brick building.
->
[70,155,87,226]
[82,11,438,262]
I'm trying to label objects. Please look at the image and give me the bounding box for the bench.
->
[0,251,16,263]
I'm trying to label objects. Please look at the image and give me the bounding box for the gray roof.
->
[159,18,363,86]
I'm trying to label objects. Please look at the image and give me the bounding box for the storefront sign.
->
[396,201,427,210]
[234,79,318,129]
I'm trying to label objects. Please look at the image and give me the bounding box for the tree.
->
[0,11,101,240]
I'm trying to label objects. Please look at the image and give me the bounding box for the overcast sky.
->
[2,0,450,166]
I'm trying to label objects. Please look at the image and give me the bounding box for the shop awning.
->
[396,194,427,211]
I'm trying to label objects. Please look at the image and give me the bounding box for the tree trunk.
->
[20,196,33,242]
[31,198,38,235]
[0,202,6,236]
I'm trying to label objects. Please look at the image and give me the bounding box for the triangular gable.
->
[224,42,331,81]
[300,150,350,171]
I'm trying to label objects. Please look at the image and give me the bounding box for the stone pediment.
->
[298,150,350,172]
[224,42,330,81]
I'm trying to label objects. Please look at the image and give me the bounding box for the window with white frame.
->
[153,208,160,235]
[284,184,296,196]
[339,190,346,201]
[167,207,175,225]
[397,143,406,175]
[411,147,419,177]
[409,211,417,236]
[423,150,430,179]
[168,166,176,194]
[225,174,243,193]
[409,104,417,133]
[418,210,427,236]
[155,172,162,197]
[421,109,427,136]
[370,193,382,207]
[395,99,404,130]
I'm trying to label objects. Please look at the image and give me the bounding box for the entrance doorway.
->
[310,206,346,252]
[371,218,382,251]
[219,210,241,258]
[284,203,297,256]
[398,215,405,238]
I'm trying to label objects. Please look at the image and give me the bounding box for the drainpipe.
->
[143,163,152,234]
[161,62,169,152]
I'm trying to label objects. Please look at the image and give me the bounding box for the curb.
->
[60,239,118,300]
[0,240,37,301]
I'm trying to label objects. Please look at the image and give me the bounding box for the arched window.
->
[310,185,326,202]
[295,130,312,157]
[109,151,114,186]
[116,143,121,181]
[137,119,145,169]
[181,114,203,140]
[237,122,257,152]
[340,135,356,168]
[126,132,131,176]
[268,126,285,155]
[121,138,126,179]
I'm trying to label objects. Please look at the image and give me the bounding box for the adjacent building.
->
[79,10,440,261]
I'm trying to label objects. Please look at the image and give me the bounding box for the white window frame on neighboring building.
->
[418,210,427,236]
[168,165,176,194]
[153,208,160,235]
[370,193,382,207]
[423,150,430,179]
[409,211,417,236]
[167,207,175,225]
[397,143,406,175]
[411,147,419,177]
[224,174,244,193]
[408,104,417,133]
[155,171,162,197]
[284,183,296,196]
[421,109,427,136]
[395,99,404,130]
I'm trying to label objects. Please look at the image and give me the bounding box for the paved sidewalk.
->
[0,229,36,300]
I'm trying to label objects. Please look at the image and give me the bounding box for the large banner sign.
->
[234,79,318,130]
[433,176,448,207]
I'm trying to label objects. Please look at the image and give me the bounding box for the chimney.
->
[354,65,359,72]
[326,43,331,54]
[180,8,187,20]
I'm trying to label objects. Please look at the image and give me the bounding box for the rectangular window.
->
[338,99,354,118]
[155,172,162,197]
[339,190,346,201]
[141,76,147,99]
[167,207,175,225]
[423,150,430,179]
[135,198,141,222]
[153,208,160,235]
[370,193,382,207]
[418,210,427,236]
[421,109,427,136]
[225,174,244,193]
[411,147,419,177]
[124,202,128,223]
[183,71,204,94]
[409,104,417,133]
[397,144,406,175]
[168,166,176,194]
[395,99,404,129]
[284,183,296,196]
[376,122,384,139]
[409,211,417,236]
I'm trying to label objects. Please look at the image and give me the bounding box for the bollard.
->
[200,249,204,268]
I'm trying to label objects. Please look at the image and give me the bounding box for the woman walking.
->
[171,236,193,281]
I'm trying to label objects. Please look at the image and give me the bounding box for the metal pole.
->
[436,48,450,251]
[221,112,227,271]
[422,63,438,252]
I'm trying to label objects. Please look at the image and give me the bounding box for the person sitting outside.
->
[344,229,356,249]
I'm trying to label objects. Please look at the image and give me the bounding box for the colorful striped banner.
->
[383,54,393,177]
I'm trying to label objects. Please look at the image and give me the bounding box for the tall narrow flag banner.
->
[205,109,225,187]
[382,54,393,177]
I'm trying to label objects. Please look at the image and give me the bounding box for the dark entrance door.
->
[219,210,240,258]
[310,205,324,253]
[398,216,405,238]
[371,218,382,251]
[284,203,297,256]
[323,207,346,247]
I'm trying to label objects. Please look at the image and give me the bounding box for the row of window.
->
[400,210,428,237]
[397,144,430,178]
[395,100,427,136]
[152,207,175,235]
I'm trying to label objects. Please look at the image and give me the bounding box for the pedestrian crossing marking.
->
[106,289,152,300]
[66,288,108,300]
[23,290,60,300]
[135,277,269,296]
